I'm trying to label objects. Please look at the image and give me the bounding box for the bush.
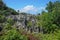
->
[0,29,28,40]
[0,15,6,23]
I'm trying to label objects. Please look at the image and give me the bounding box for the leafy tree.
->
[46,1,54,12]
[36,1,60,33]
[0,0,8,10]
[52,1,60,27]
[36,11,59,33]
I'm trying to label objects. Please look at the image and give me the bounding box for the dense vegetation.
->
[0,0,28,40]
[35,1,60,40]
[0,0,60,40]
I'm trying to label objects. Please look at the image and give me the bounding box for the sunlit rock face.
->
[5,12,38,32]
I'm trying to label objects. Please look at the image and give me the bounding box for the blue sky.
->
[3,0,56,14]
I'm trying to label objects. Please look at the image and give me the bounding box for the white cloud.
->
[18,5,46,14]
[20,5,38,13]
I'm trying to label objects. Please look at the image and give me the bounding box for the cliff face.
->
[5,12,39,33]
[0,0,39,33]
[6,13,37,28]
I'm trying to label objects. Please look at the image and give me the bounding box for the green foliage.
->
[7,18,15,25]
[36,1,60,33]
[0,0,28,40]
[1,23,28,40]
[0,0,60,40]
[0,29,28,40]
[46,1,54,12]
[4,23,12,30]
[8,8,19,15]
[0,15,6,23]
[27,21,32,27]
[33,31,60,40]
[42,13,58,33]
[0,0,19,15]
[0,0,8,10]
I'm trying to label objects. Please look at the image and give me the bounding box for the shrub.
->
[0,29,28,40]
